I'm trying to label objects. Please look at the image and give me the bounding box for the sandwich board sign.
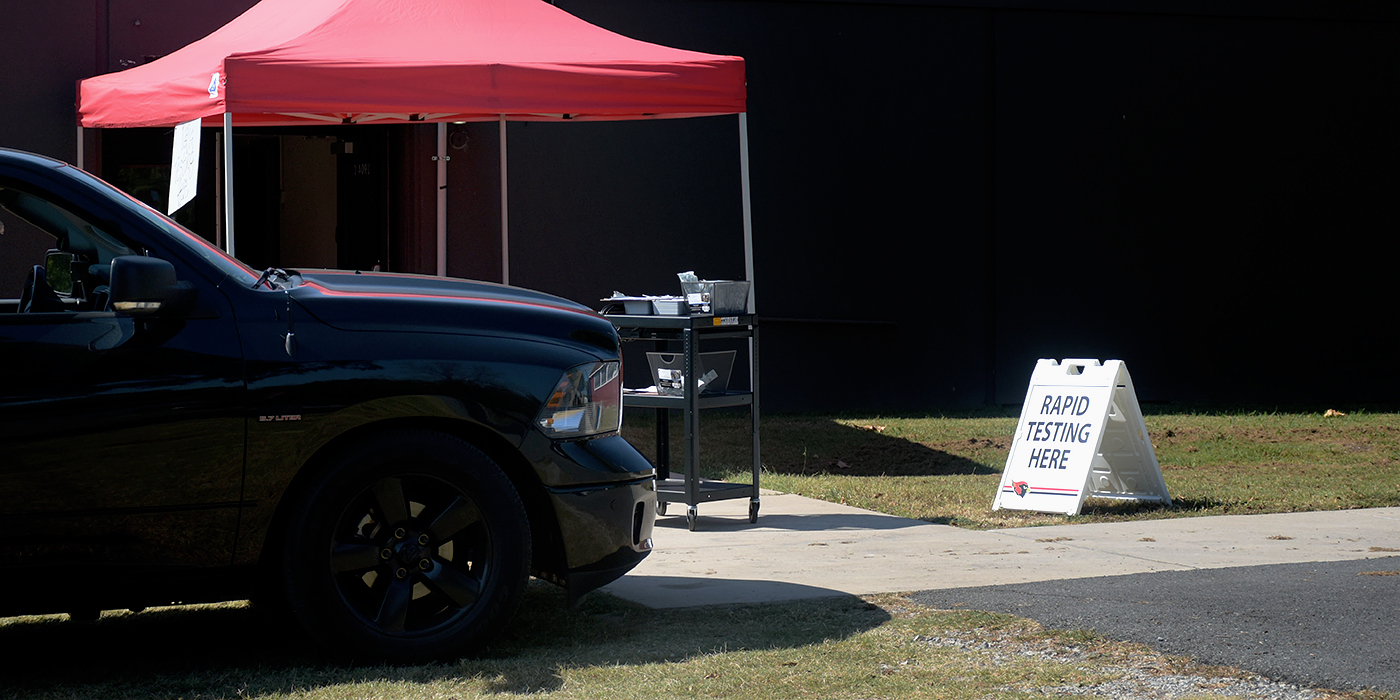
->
[992,358,1171,515]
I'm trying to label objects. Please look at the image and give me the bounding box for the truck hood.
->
[286,270,618,355]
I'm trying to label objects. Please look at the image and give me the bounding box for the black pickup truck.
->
[0,147,656,661]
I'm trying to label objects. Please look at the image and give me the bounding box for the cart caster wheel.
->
[749,499,760,524]
[686,506,698,531]
[657,501,668,516]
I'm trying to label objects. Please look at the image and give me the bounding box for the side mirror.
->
[44,251,75,295]
[109,255,193,316]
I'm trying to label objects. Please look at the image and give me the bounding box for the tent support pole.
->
[499,115,509,285]
[739,112,758,454]
[76,125,84,170]
[223,112,237,257]
[436,122,448,277]
[739,112,754,313]
[214,131,224,249]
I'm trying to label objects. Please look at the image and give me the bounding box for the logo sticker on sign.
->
[992,358,1171,515]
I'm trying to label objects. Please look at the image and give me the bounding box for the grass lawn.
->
[621,406,1400,529]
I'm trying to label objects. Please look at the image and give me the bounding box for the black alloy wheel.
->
[331,474,491,635]
[281,430,530,662]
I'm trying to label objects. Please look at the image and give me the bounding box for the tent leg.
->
[215,132,224,249]
[739,112,758,432]
[223,112,237,257]
[437,122,448,277]
[739,112,755,313]
[499,115,509,286]
[76,125,84,170]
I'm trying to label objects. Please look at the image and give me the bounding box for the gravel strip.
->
[911,629,1329,699]
[1027,668,1322,699]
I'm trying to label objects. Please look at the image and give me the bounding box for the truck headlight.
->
[536,361,623,438]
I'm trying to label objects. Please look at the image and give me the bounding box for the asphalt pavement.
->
[910,558,1400,693]
[600,494,1400,693]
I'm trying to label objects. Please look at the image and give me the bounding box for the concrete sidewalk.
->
[599,493,1400,608]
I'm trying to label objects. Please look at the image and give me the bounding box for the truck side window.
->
[0,185,135,313]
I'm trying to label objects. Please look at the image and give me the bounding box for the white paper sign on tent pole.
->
[168,118,201,215]
[992,358,1172,516]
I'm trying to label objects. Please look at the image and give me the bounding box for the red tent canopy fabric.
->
[78,0,747,128]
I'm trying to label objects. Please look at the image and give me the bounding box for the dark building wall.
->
[0,1,98,289]
[543,0,992,411]
[104,0,257,73]
[0,1,97,159]
[445,122,505,283]
[988,8,1399,405]
[0,0,257,160]
[543,0,1400,410]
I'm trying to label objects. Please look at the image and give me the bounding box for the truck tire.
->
[279,429,531,662]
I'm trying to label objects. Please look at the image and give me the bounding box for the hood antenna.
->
[281,290,296,357]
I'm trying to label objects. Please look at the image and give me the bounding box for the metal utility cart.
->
[606,312,760,531]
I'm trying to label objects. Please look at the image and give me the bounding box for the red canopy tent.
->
[76,0,752,295]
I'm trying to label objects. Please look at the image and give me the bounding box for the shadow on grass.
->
[624,410,999,478]
[0,582,890,698]
[1078,495,1229,518]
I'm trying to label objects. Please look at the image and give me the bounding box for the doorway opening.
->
[100,126,396,273]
